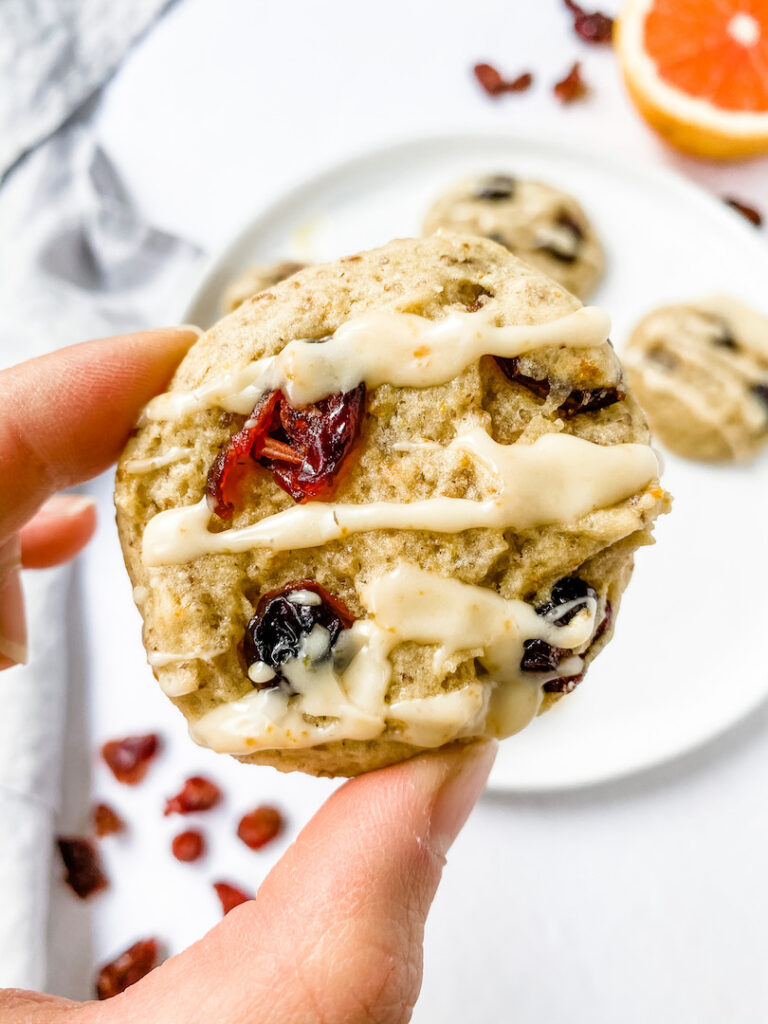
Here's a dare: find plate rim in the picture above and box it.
[181,127,768,324]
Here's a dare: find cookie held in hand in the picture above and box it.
[115,234,666,777]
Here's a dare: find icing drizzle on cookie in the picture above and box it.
[142,305,610,420]
[188,564,596,753]
[141,429,658,565]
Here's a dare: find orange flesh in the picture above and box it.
[644,0,768,111]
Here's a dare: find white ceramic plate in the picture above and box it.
[183,132,768,791]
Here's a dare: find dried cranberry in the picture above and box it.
[563,0,614,43]
[237,806,284,850]
[699,314,737,350]
[553,61,588,104]
[164,776,222,816]
[474,174,517,201]
[536,212,584,264]
[101,734,160,785]
[542,672,584,695]
[520,639,569,673]
[93,802,125,838]
[558,385,625,417]
[214,881,253,915]
[172,829,205,862]
[58,838,108,899]
[752,382,768,412]
[473,64,533,97]
[243,580,354,688]
[495,357,624,418]
[96,938,160,1000]
[724,197,763,228]
[207,384,365,517]
[543,600,612,693]
[537,577,597,626]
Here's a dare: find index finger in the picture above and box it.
[0,327,198,541]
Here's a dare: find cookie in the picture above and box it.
[624,296,768,461]
[423,174,604,299]
[115,234,666,778]
[222,260,307,313]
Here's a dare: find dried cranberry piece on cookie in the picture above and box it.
[496,357,624,418]
[243,581,354,689]
[207,385,365,517]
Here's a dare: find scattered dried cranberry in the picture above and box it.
[164,776,222,816]
[474,174,517,201]
[496,357,624,418]
[214,881,253,915]
[58,838,108,899]
[520,639,569,673]
[563,0,613,43]
[537,577,597,626]
[243,580,354,688]
[553,61,588,104]
[172,829,205,862]
[237,806,284,850]
[724,196,763,228]
[101,734,160,785]
[96,938,160,1000]
[93,803,125,838]
[207,384,365,517]
[474,63,533,97]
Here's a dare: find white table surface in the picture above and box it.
[48,0,768,1019]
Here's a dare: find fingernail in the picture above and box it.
[177,324,204,338]
[36,494,97,519]
[0,535,27,667]
[428,739,497,858]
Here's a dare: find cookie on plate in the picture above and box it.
[423,173,605,300]
[222,260,307,313]
[624,296,768,461]
[115,234,666,777]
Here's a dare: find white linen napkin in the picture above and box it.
[0,119,203,989]
[0,570,71,991]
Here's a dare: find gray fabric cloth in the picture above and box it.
[0,121,204,367]
[0,4,205,987]
[0,0,172,178]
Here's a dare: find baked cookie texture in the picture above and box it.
[423,174,604,300]
[222,260,307,313]
[115,234,666,777]
[625,296,768,461]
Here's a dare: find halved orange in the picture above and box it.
[616,0,768,159]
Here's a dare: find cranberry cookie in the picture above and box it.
[423,174,604,300]
[115,234,666,777]
[625,296,768,461]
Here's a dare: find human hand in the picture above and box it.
[0,330,496,1023]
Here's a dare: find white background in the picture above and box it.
[49,0,768,1020]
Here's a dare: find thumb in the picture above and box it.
[107,740,496,1024]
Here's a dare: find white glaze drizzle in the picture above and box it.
[123,446,190,474]
[142,429,658,566]
[148,648,227,668]
[188,564,597,754]
[142,305,610,421]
